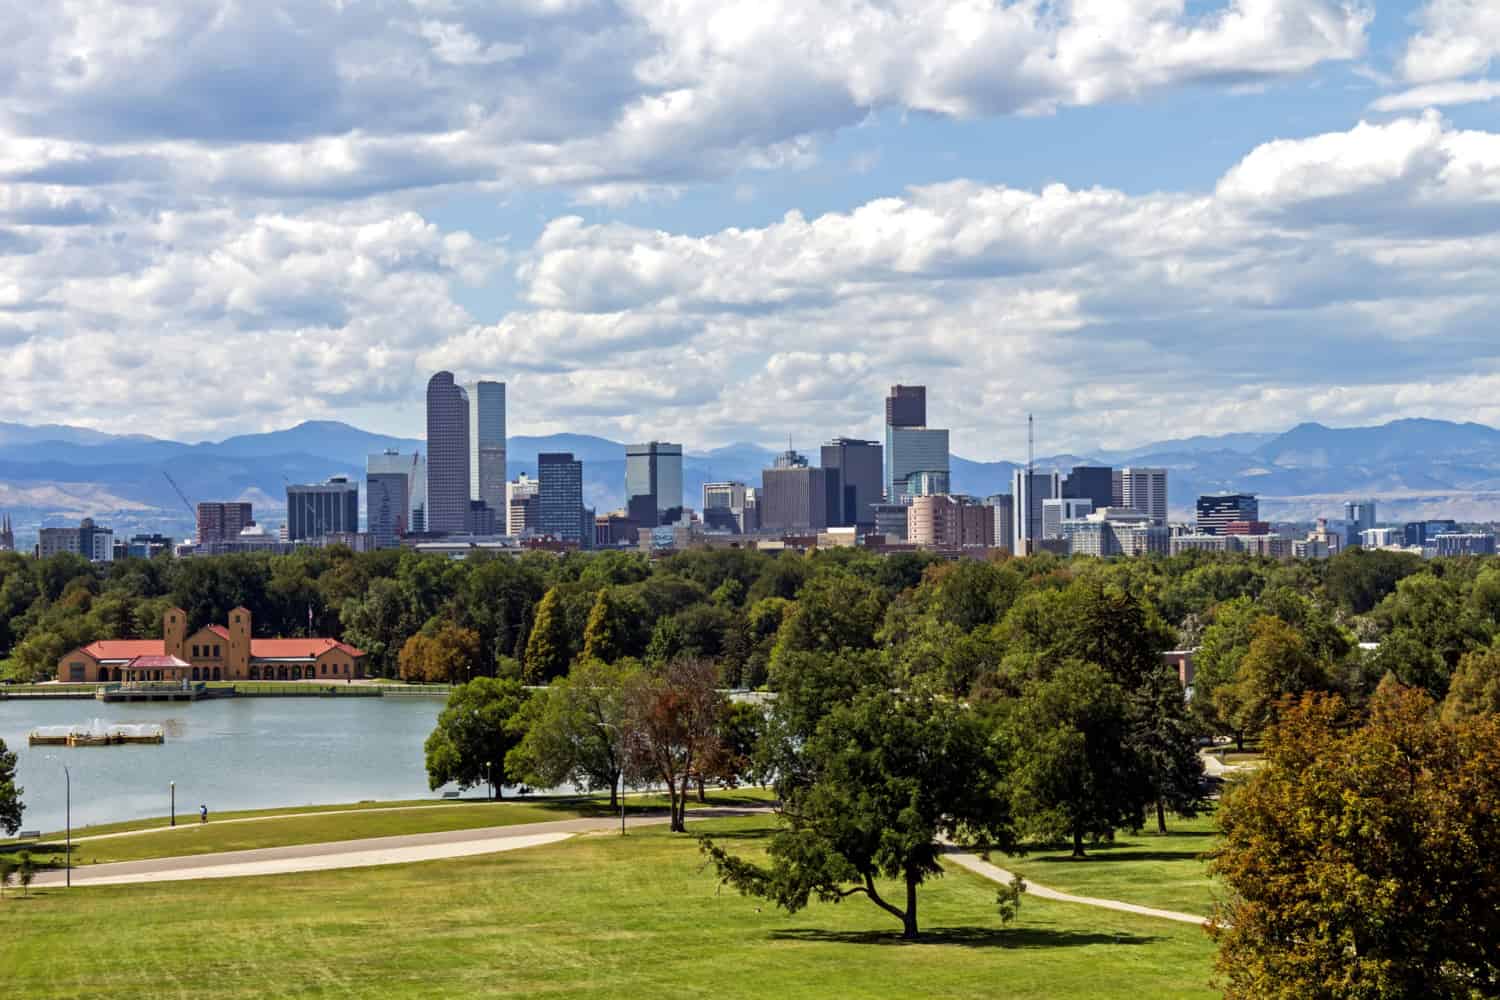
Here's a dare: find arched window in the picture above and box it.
[212,667,220,681]
[249,666,260,680]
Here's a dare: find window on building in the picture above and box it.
[69,664,85,682]
[192,644,200,658]
[213,644,221,657]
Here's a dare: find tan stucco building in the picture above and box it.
[58,607,365,683]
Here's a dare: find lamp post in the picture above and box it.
[170,781,175,827]
[45,756,70,888]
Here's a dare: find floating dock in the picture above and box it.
[96,682,209,703]
[28,723,165,747]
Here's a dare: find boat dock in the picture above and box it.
[96,681,211,703]
[29,722,165,747]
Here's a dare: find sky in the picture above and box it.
[6,0,1500,460]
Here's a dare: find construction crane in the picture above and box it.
[163,472,195,518]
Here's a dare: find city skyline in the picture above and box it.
[6,4,1500,460]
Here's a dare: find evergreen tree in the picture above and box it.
[523,587,572,683]
[581,588,625,663]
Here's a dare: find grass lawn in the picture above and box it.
[0,816,1217,999]
[997,813,1221,916]
[2,790,774,868]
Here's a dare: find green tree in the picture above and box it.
[1441,645,1500,723]
[769,573,887,668]
[523,587,572,683]
[1211,686,1500,999]
[701,688,1015,939]
[0,737,21,836]
[1214,616,1331,740]
[16,851,33,897]
[0,856,13,898]
[581,588,627,663]
[1133,666,1207,833]
[424,677,528,798]
[507,657,637,807]
[1007,660,1149,857]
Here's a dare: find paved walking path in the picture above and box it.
[32,808,758,888]
[943,850,1211,926]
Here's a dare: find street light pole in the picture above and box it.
[170,781,175,827]
[63,764,70,888]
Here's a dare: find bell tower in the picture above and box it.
[228,606,252,678]
[164,607,187,659]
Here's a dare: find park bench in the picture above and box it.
[441,791,460,799]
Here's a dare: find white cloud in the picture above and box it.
[1399,0,1500,84]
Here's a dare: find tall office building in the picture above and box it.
[1116,468,1169,525]
[703,481,758,534]
[196,502,254,544]
[820,438,882,527]
[1013,469,1061,554]
[762,449,840,533]
[537,452,587,544]
[625,441,684,525]
[1196,493,1259,535]
[1042,497,1094,539]
[1062,467,1113,511]
[469,381,506,516]
[286,477,360,541]
[425,371,470,535]
[883,384,949,504]
[907,495,995,549]
[0,513,12,553]
[366,450,417,548]
[507,474,540,537]
[985,494,1014,552]
[1344,499,1377,549]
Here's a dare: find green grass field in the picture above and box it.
[2,791,774,867]
[998,813,1221,916]
[0,816,1217,999]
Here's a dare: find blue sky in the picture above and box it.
[7,1,1500,460]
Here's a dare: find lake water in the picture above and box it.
[1,696,457,834]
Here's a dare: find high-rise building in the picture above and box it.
[625,441,684,526]
[537,452,587,544]
[985,494,1014,552]
[1013,469,1060,554]
[1115,467,1168,525]
[761,450,840,533]
[0,513,11,553]
[1344,499,1377,549]
[470,381,506,516]
[425,371,470,535]
[286,477,360,541]
[1042,497,1094,539]
[1435,533,1497,557]
[885,384,926,428]
[126,533,174,559]
[907,495,995,549]
[821,438,883,527]
[1196,493,1258,535]
[195,502,254,544]
[507,474,540,537]
[703,481,758,534]
[38,519,113,562]
[883,384,949,505]
[366,450,416,548]
[1403,519,1458,547]
[1062,466,1113,511]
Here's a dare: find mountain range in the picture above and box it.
[3,417,1500,544]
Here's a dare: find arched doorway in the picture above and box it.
[212,667,221,681]
[277,666,288,681]
[249,666,260,680]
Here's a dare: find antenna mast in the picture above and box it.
[1026,413,1034,555]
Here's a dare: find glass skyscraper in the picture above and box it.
[425,371,470,534]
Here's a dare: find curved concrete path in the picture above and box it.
[33,808,759,888]
[943,850,1210,926]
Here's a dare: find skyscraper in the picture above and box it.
[426,371,470,535]
[1042,497,1094,539]
[507,474,540,537]
[884,385,949,505]
[1197,493,1258,535]
[1013,469,1060,554]
[761,449,841,533]
[1062,466,1113,511]
[820,438,883,527]
[1116,467,1169,525]
[985,493,1014,551]
[537,452,587,544]
[195,502,254,544]
[0,513,12,553]
[366,450,416,549]
[470,381,507,517]
[625,441,684,526]
[286,477,360,541]
[1344,499,1377,549]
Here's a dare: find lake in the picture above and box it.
[1,696,457,834]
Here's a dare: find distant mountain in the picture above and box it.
[5,416,1500,544]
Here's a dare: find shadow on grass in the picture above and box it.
[769,926,1160,949]
[1029,850,1205,865]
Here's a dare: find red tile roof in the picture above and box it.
[206,625,231,639]
[249,638,365,660]
[125,655,191,668]
[79,640,167,661]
